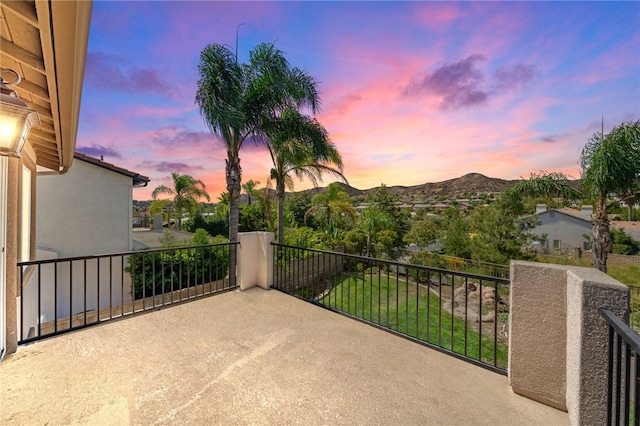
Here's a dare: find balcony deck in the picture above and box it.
[1,288,568,425]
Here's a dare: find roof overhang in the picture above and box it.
[1,0,92,172]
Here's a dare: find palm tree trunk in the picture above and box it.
[227,148,241,287]
[592,199,612,273]
[276,180,285,243]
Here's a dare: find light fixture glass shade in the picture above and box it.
[0,90,40,157]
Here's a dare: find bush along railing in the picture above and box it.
[601,309,639,426]
[17,242,237,344]
[272,243,510,374]
[408,250,510,279]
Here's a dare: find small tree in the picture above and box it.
[152,172,210,230]
[580,119,640,272]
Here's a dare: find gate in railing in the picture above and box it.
[272,243,510,374]
[601,309,640,425]
[17,243,237,344]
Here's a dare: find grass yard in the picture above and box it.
[318,272,509,370]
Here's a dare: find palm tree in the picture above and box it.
[268,108,346,242]
[196,42,320,283]
[580,119,640,272]
[305,183,356,232]
[151,172,211,231]
[242,179,260,206]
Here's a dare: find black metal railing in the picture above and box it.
[406,250,510,279]
[601,309,640,426]
[272,243,510,374]
[17,243,237,344]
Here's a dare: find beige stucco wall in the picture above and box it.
[565,268,629,425]
[238,232,274,291]
[36,159,134,257]
[509,260,630,425]
[508,261,568,410]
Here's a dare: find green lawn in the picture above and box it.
[317,272,509,370]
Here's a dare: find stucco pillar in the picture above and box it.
[509,260,630,425]
[237,232,274,291]
[5,158,20,355]
[508,261,568,410]
[565,267,628,425]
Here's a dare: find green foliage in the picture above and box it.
[284,190,313,228]
[127,230,230,300]
[404,216,440,248]
[239,202,267,232]
[184,212,228,238]
[442,217,471,259]
[306,183,356,230]
[466,202,540,265]
[611,227,640,255]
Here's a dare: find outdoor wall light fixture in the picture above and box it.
[0,68,40,158]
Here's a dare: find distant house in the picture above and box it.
[610,220,640,242]
[531,205,593,252]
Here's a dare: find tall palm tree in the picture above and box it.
[196,42,320,283]
[268,108,346,242]
[580,119,640,272]
[152,172,211,230]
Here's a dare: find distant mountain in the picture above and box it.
[135,173,581,203]
[326,173,520,199]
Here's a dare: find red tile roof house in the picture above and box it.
[0,1,635,425]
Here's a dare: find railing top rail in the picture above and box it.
[17,242,239,267]
[272,242,510,284]
[601,309,640,352]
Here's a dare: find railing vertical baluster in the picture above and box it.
[37,264,41,338]
[405,268,409,335]
[464,276,468,357]
[438,272,442,347]
[624,342,631,426]
[368,263,372,322]
[395,266,399,332]
[634,351,639,426]
[83,259,87,325]
[97,258,100,321]
[478,279,483,361]
[69,260,73,328]
[415,271,419,339]
[20,265,23,341]
[120,255,124,317]
[615,330,623,423]
[494,279,498,367]
[109,256,113,319]
[378,266,382,326]
[54,262,58,333]
[450,274,454,352]
[426,268,431,343]
[607,325,614,425]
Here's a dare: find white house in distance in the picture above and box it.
[532,205,593,252]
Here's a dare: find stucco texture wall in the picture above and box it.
[36,159,133,257]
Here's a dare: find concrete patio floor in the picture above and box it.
[1,288,569,425]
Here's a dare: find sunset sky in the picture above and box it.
[76,1,640,200]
